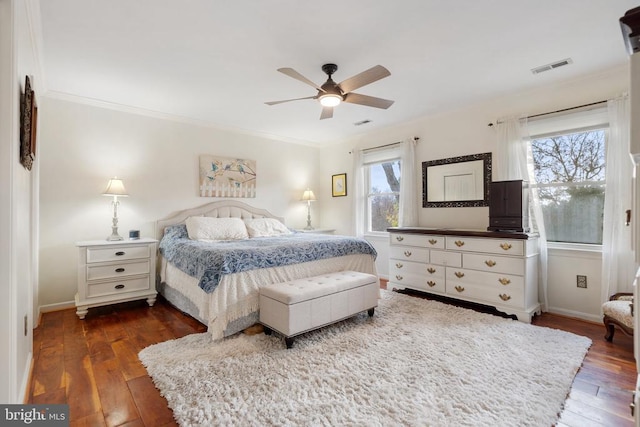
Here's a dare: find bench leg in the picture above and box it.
[368,307,375,317]
[285,337,295,349]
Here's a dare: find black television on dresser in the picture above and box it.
[487,180,530,232]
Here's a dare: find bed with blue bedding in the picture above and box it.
[155,201,378,340]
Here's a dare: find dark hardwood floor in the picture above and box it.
[29,286,636,427]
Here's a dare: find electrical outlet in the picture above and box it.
[577,275,587,288]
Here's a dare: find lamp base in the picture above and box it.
[107,234,124,241]
[304,225,315,230]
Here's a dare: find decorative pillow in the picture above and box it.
[185,216,249,241]
[244,218,292,238]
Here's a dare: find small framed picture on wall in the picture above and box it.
[332,173,347,197]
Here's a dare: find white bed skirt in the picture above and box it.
[159,254,378,340]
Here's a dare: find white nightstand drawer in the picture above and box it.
[87,260,150,281]
[87,245,151,263]
[87,276,151,298]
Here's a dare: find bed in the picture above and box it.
[155,200,378,340]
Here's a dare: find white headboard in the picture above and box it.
[155,200,285,240]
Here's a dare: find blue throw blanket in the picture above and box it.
[159,224,377,293]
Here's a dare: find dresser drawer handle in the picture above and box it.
[485,260,497,267]
[404,251,412,257]
[498,278,511,285]
[115,284,125,289]
[455,285,465,293]
[427,281,436,287]
[427,267,436,274]
[428,239,437,245]
[395,262,403,268]
[395,275,403,281]
[499,293,511,301]
[395,235,404,242]
[115,251,126,256]
[454,271,465,278]
[454,240,465,247]
[500,243,512,251]
[115,267,126,273]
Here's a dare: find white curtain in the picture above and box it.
[495,117,549,311]
[601,96,634,301]
[399,138,419,226]
[352,148,366,237]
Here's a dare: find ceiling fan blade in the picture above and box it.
[320,106,333,120]
[277,68,325,92]
[265,95,317,106]
[338,65,391,94]
[343,92,394,109]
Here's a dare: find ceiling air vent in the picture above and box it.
[531,58,573,75]
[354,119,372,126]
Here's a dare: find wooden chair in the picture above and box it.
[602,292,634,342]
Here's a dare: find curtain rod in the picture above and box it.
[351,136,420,154]
[487,100,608,127]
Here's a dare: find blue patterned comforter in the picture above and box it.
[159,224,377,293]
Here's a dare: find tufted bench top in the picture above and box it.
[260,271,378,305]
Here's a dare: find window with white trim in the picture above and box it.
[363,146,402,233]
[529,107,608,244]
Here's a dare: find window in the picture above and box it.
[529,108,608,244]
[366,160,401,232]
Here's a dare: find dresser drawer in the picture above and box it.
[390,259,426,276]
[446,268,524,291]
[87,276,151,298]
[430,250,462,267]
[424,263,445,279]
[445,236,524,256]
[86,260,150,281]
[445,279,524,308]
[389,246,429,263]
[390,233,444,249]
[462,253,524,275]
[390,274,445,293]
[87,245,151,263]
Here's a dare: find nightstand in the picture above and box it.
[295,228,336,235]
[75,238,158,319]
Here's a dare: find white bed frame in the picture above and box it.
[155,200,285,240]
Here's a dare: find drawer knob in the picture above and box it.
[498,278,511,285]
[454,240,465,247]
[427,281,436,287]
[500,243,512,251]
[454,285,465,293]
[499,293,511,302]
[115,284,125,289]
[115,251,126,256]
[454,271,465,278]
[404,251,412,257]
[395,235,404,242]
[395,262,403,268]
[395,275,403,281]
[115,267,126,273]
[427,267,436,274]
[485,260,497,267]
[428,239,437,245]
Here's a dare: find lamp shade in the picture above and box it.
[301,189,316,201]
[103,177,129,197]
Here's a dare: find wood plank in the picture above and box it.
[31,344,65,396]
[65,354,102,421]
[69,411,106,427]
[127,376,176,427]
[111,339,148,382]
[92,357,140,427]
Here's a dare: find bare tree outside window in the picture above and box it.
[367,160,401,232]
[531,129,606,244]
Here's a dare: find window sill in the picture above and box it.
[546,241,602,252]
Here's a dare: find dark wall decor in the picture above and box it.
[20,75,36,171]
[422,152,492,208]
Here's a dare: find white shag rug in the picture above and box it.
[139,290,591,427]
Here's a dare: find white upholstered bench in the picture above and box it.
[259,271,379,348]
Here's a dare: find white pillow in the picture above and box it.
[244,218,292,238]
[185,216,249,241]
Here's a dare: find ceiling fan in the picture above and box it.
[265,63,394,120]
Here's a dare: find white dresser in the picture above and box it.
[388,228,540,322]
[75,238,158,319]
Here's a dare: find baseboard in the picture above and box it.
[39,300,75,313]
[547,306,601,324]
[20,352,32,404]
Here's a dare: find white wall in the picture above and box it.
[320,65,629,322]
[0,0,38,403]
[38,97,321,308]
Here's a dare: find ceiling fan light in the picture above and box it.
[319,94,342,107]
